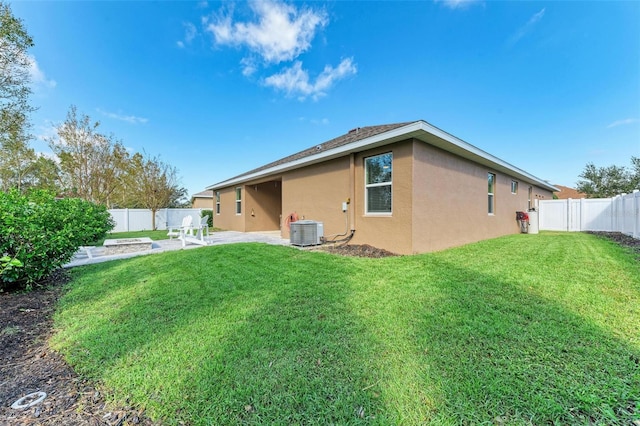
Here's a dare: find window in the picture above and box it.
[365,153,392,214]
[215,191,220,215]
[235,187,242,215]
[511,180,518,194]
[488,173,496,214]
[528,186,533,210]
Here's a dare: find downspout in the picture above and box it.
[349,153,356,231]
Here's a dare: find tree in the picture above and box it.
[0,1,35,149]
[48,106,129,206]
[0,132,35,191]
[125,152,187,229]
[576,157,640,198]
[0,131,60,192]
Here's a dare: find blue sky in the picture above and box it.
[11,0,640,197]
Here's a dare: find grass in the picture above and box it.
[51,232,640,425]
[90,228,223,246]
[89,230,172,246]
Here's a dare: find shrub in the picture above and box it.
[0,190,114,290]
[201,209,213,227]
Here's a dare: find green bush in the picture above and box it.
[201,209,213,227]
[0,190,114,289]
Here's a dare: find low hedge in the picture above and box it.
[0,190,114,289]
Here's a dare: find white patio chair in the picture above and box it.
[197,215,210,238]
[167,215,193,240]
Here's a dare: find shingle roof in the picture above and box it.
[191,190,213,199]
[214,122,415,186]
[206,120,558,193]
[553,185,585,199]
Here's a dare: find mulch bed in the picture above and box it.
[316,243,398,258]
[0,234,635,424]
[0,271,154,426]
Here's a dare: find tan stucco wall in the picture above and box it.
[281,157,351,239]
[244,181,282,232]
[214,187,246,231]
[411,140,552,253]
[191,197,213,210]
[351,140,414,254]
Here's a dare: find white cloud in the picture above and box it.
[97,108,148,125]
[177,22,197,48]
[264,58,357,100]
[206,0,327,64]
[507,8,546,47]
[607,118,640,128]
[436,0,483,10]
[241,57,258,77]
[28,55,56,89]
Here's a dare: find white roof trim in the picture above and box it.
[207,121,558,192]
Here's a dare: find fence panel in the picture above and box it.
[539,191,639,238]
[108,210,128,232]
[582,198,613,231]
[165,209,202,229]
[539,200,568,231]
[108,208,203,232]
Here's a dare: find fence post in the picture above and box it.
[125,208,130,232]
[621,194,627,236]
[611,196,616,232]
[634,190,639,239]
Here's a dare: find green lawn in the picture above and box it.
[89,230,172,246]
[51,232,640,425]
[91,228,223,246]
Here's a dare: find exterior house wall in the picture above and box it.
[281,157,351,239]
[191,197,213,209]
[351,140,414,254]
[215,187,246,231]
[411,141,552,253]
[244,181,282,232]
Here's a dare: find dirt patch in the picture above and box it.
[317,243,398,258]
[0,272,155,426]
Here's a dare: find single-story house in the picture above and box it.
[206,120,558,255]
[191,190,214,209]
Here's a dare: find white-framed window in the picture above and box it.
[235,187,242,215]
[511,180,518,194]
[215,191,220,215]
[528,186,533,210]
[365,152,392,214]
[488,173,496,215]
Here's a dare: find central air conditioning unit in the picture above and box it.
[290,220,324,246]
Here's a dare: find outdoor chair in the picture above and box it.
[167,215,193,240]
[197,215,210,237]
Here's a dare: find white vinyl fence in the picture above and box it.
[539,191,640,238]
[108,208,205,232]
